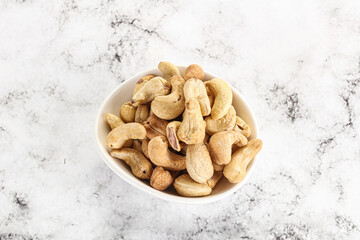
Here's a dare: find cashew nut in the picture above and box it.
[151,75,185,120]
[105,113,124,129]
[178,98,206,144]
[134,104,149,124]
[158,61,180,81]
[143,122,164,139]
[132,139,143,152]
[132,77,171,105]
[184,64,204,81]
[120,102,136,123]
[205,106,236,135]
[223,139,263,183]
[133,75,155,96]
[148,136,186,171]
[183,79,211,116]
[233,116,251,138]
[206,171,223,188]
[209,131,248,165]
[106,123,146,149]
[205,78,232,120]
[110,148,153,179]
[174,174,212,197]
[142,114,168,139]
[150,167,174,191]
[166,121,182,151]
[141,138,150,159]
[186,143,214,183]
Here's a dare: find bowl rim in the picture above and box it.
[94,66,260,204]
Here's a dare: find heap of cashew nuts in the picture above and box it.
[105,62,263,197]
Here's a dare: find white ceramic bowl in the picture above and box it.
[95,66,259,204]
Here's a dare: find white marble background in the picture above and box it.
[1,0,360,239]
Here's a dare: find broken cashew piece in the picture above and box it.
[151,75,185,120]
[209,130,248,165]
[105,113,124,129]
[205,78,233,119]
[223,139,263,183]
[158,61,180,81]
[148,136,186,171]
[106,123,146,149]
[132,77,171,105]
[133,75,155,96]
[135,104,149,124]
[205,106,236,135]
[178,98,206,144]
[166,121,182,151]
[120,102,136,123]
[206,171,223,188]
[233,116,251,138]
[184,64,204,81]
[183,78,211,116]
[150,167,174,191]
[111,148,153,179]
[174,174,212,197]
[186,143,214,183]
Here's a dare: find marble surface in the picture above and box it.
[1,0,360,239]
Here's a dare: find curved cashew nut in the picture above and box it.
[132,77,171,105]
[106,123,146,149]
[148,136,186,171]
[105,113,124,129]
[233,116,251,138]
[183,79,211,116]
[110,148,153,179]
[120,102,136,123]
[150,167,174,191]
[133,75,155,96]
[166,121,182,151]
[205,78,232,119]
[205,106,236,135]
[151,75,185,120]
[174,174,212,197]
[223,139,263,183]
[184,64,204,81]
[141,138,150,159]
[178,98,206,144]
[209,131,248,165]
[135,104,149,124]
[206,171,223,188]
[158,61,180,81]
[186,143,214,183]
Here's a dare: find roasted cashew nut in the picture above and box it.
[223,139,263,183]
[206,171,223,188]
[148,136,186,171]
[186,143,214,183]
[183,78,211,116]
[174,174,212,197]
[106,123,146,149]
[178,98,206,144]
[105,113,124,129]
[205,106,236,135]
[120,102,136,123]
[111,148,153,179]
[150,167,174,191]
[209,130,248,165]
[151,75,185,120]
[166,121,182,151]
[132,77,171,105]
[233,116,251,138]
[184,64,204,81]
[133,75,155,96]
[205,78,233,120]
[158,61,180,81]
[135,104,149,124]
